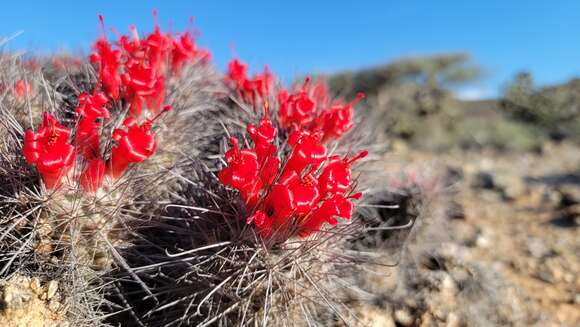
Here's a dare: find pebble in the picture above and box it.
[526,238,552,259]
[394,308,414,326]
[446,312,460,327]
[47,280,58,300]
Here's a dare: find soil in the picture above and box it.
[353,140,580,326]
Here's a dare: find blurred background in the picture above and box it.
[1,1,578,325]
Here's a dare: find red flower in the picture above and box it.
[249,172,320,238]
[317,150,368,195]
[247,116,277,161]
[246,210,272,238]
[299,193,360,237]
[312,79,329,106]
[196,48,212,64]
[119,26,142,57]
[218,137,262,205]
[76,92,110,119]
[281,171,320,216]
[23,113,76,189]
[14,80,31,98]
[252,68,274,98]
[90,17,123,100]
[227,59,247,87]
[259,155,280,189]
[145,26,172,73]
[278,79,317,129]
[226,59,275,105]
[108,116,159,179]
[121,61,165,115]
[316,92,364,141]
[257,184,295,237]
[171,32,201,74]
[74,92,109,159]
[75,118,102,160]
[80,158,105,193]
[218,104,366,239]
[283,130,327,174]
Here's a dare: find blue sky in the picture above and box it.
[1,1,580,99]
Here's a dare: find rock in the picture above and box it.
[446,313,461,327]
[420,312,437,327]
[557,186,580,208]
[356,306,395,327]
[0,275,67,327]
[441,274,459,296]
[394,308,414,326]
[46,281,58,300]
[444,166,464,187]
[392,139,410,153]
[453,222,479,246]
[526,238,553,259]
[471,171,495,190]
[499,175,528,201]
[476,230,492,248]
[550,210,579,228]
[447,200,465,219]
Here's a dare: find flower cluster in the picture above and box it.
[221,59,368,239]
[219,107,367,239]
[226,59,364,142]
[226,58,273,106]
[22,16,203,191]
[91,15,209,116]
[278,78,365,142]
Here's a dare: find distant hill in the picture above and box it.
[459,99,500,118]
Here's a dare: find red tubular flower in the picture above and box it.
[146,74,165,114]
[76,118,101,159]
[316,92,364,141]
[299,193,360,237]
[122,62,165,115]
[90,17,122,99]
[247,116,277,161]
[76,92,110,119]
[278,79,317,129]
[282,172,320,216]
[317,150,368,195]
[252,67,274,99]
[80,158,105,193]
[196,48,212,64]
[146,26,172,73]
[23,113,76,189]
[283,130,327,174]
[118,28,144,61]
[171,32,199,75]
[226,59,275,105]
[258,183,295,236]
[218,137,262,205]
[14,80,31,98]
[246,210,272,238]
[74,92,109,159]
[259,155,280,189]
[218,69,368,239]
[108,117,158,179]
[312,79,329,106]
[248,116,280,189]
[227,59,247,88]
[248,172,320,238]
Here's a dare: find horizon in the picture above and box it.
[1,1,580,100]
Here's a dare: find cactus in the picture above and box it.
[0,14,420,327]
